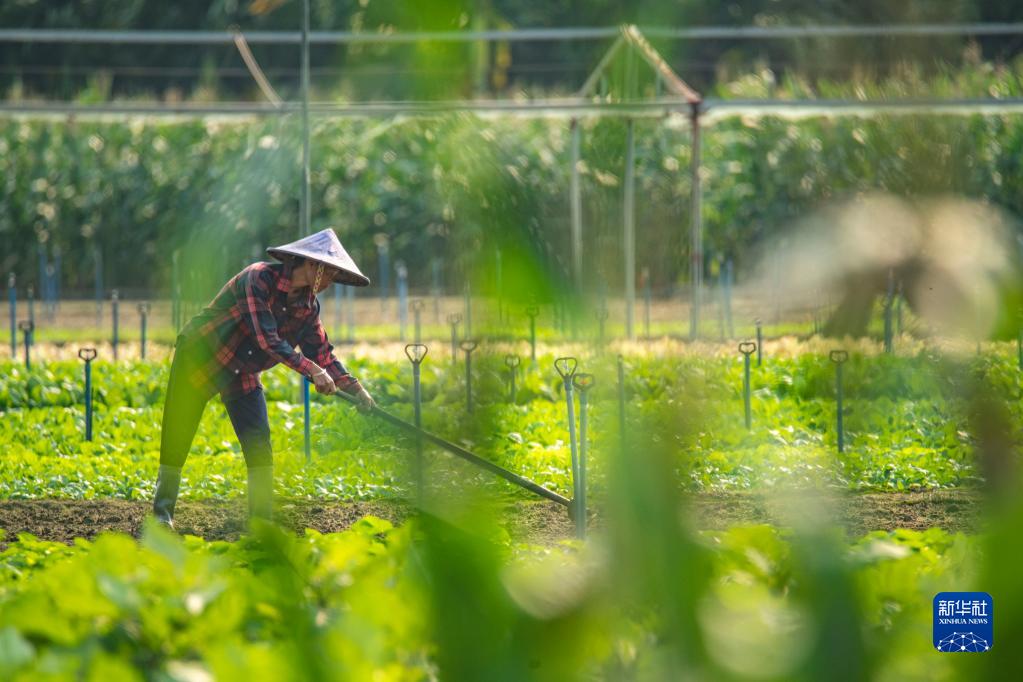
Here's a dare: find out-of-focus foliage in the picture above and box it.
[0,519,982,680]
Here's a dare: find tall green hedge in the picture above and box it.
[1,108,1020,297]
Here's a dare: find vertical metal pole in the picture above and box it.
[412,300,423,344]
[555,357,579,528]
[300,0,311,238]
[831,351,848,453]
[461,341,477,414]
[623,118,636,340]
[464,281,472,339]
[111,290,119,361]
[412,359,423,498]
[431,257,441,324]
[19,322,32,370]
[756,319,763,366]
[570,118,583,291]
[85,360,92,440]
[94,246,103,329]
[7,273,15,357]
[79,349,97,441]
[575,380,591,540]
[404,344,428,504]
[743,351,751,430]
[397,262,408,341]
[27,285,34,330]
[346,285,355,342]
[138,303,150,360]
[303,376,311,463]
[689,103,703,340]
[505,355,519,403]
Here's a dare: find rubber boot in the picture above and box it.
[247,465,274,524]
[152,465,181,530]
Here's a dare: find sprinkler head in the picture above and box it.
[137,302,151,315]
[459,339,478,353]
[830,349,849,364]
[554,356,578,379]
[505,354,520,369]
[572,372,596,393]
[738,341,757,356]
[411,299,424,312]
[78,347,98,362]
[447,312,462,325]
[525,305,539,318]
[404,343,428,364]
[17,320,34,333]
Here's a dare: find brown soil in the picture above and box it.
[0,490,984,549]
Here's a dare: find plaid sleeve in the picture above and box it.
[299,303,362,395]
[240,266,317,377]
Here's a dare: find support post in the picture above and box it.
[570,118,583,291]
[689,103,703,340]
[623,118,636,339]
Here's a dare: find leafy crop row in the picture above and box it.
[3,346,1017,499]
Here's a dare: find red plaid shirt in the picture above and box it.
[177,261,361,398]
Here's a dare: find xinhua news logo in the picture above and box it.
[933,592,993,652]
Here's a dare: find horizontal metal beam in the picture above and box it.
[0,23,1021,46]
[4,96,1023,120]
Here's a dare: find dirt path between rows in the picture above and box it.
[0,490,986,549]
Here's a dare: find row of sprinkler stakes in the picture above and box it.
[8,288,153,362]
[398,342,599,538]
[737,340,850,453]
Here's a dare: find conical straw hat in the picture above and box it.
[267,228,370,286]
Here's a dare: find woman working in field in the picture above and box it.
[152,228,375,529]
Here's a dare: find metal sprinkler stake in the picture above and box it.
[554,356,580,523]
[447,313,462,364]
[302,375,312,463]
[411,299,424,344]
[78,348,97,441]
[405,343,429,502]
[18,320,33,370]
[572,372,595,540]
[738,341,756,430]
[8,273,16,357]
[460,339,478,414]
[505,354,520,403]
[755,318,763,366]
[830,350,849,453]
[525,304,539,365]
[111,289,120,361]
[27,285,34,329]
[137,302,151,360]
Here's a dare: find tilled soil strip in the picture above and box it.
[0,490,985,549]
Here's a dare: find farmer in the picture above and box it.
[152,228,375,529]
